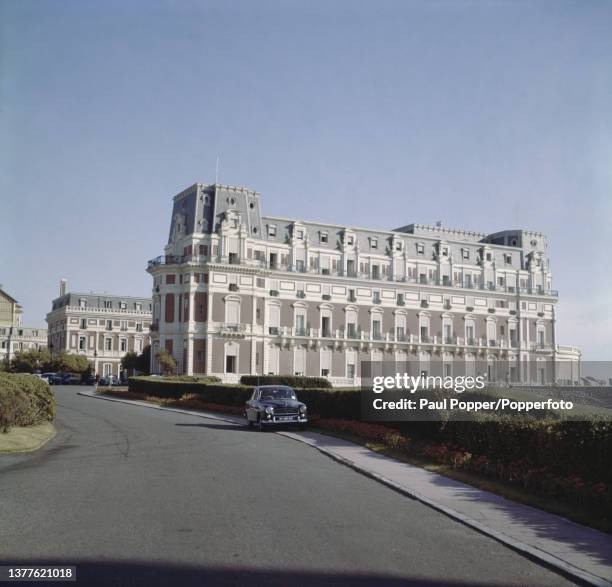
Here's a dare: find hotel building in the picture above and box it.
[147,183,580,385]
[0,286,47,363]
[46,280,152,377]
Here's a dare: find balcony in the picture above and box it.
[219,323,248,338]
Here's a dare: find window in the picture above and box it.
[295,314,306,335]
[296,229,304,239]
[166,274,176,285]
[442,247,448,256]
[120,321,128,332]
[136,323,143,332]
[486,253,492,261]
[135,303,142,311]
[79,298,87,308]
[416,243,424,255]
[395,241,402,251]
[120,301,127,310]
[225,355,236,373]
[106,320,113,331]
[80,318,87,329]
[462,249,469,260]
[504,254,512,264]
[104,300,112,309]
[268,225,277,237]
[79,336,86,351]
[104,338,112,351]
[347,235,354,245]
[120,338,127,352]
[320,231,328,244]
[371,238,378,249]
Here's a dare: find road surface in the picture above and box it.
[0,386,577,586]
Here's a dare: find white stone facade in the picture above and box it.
[147,183,581,385]
[45,285,152,377]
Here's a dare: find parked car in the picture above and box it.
[98,377,111,387]
[82,374,96,386]
[245,385,307,430]
[60,373,82,385]
[41,372,62,385]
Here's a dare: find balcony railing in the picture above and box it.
[147,254,559,296]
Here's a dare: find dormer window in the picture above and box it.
[347,235,354,245]
[296,229,304,240]
[462,249,469,260]
[371,238,378,250]
[268,225,277,238]
[320,231,328,244]
[486,253,492,261]
[395,241,402,251]
[416,243,424,255]
[504,254,512,264]
[79,298,87,308]
[442,247,448,257]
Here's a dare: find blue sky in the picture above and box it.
[1,0,611,359]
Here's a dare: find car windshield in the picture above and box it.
[259,388,297,400]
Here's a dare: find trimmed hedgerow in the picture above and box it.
[0,373,56,432]
[128,376,253,404]
[127,376,612,510]
[239,375,332,389]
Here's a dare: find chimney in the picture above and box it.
[60,278,67,297]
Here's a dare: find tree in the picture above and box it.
[121,345,151,375]
[134,344,151,375]
[53,351,91,374]
[121,352,138,372]
[10,349,52,373]
[155,349,176,375]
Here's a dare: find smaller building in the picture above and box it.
[46,280,152,377]
[0,286,47,363]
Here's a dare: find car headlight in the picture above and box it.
[264,406,274,414]
[299,405,307,414]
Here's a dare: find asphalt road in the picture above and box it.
[0,386,578,586]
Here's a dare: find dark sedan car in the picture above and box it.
[245,385,307,430]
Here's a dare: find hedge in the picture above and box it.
[128,377,611,490]
[0,373,56,432]
[129,377,253,405]
[239,375,332,389]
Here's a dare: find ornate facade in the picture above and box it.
[147,183,581,385]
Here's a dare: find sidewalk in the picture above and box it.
[79,389,612,586]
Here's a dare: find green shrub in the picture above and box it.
[0,373,56,432]
[239,375,332,388]
[126,376,612,488]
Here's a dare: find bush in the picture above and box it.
[128,376,247,403]
[0,373,56,432]
[239,375,332,389]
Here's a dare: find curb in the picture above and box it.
[78,390,611,587]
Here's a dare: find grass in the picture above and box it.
[97,388,611,534]
[0,422,56,453]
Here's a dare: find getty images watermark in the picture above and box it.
[360,361,612,422]
[371,373,574,414]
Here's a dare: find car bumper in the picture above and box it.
[261,415,308,425]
